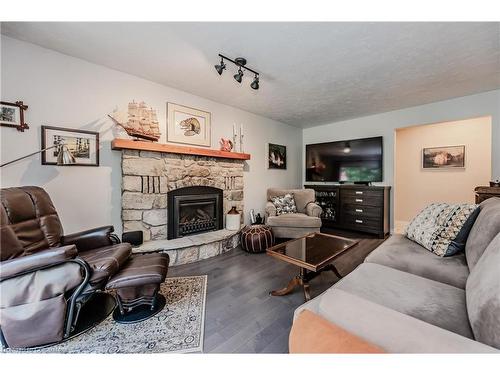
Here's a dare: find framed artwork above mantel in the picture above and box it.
[167,103,211,147]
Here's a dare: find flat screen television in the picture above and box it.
[306,136,383,183]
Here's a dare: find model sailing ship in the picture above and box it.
[108,101,161,142]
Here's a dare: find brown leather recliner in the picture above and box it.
[0,186,132,348]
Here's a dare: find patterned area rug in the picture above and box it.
[7,275,207,354]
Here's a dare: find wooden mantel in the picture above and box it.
[111,138,251,160]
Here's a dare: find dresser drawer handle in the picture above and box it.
[355,209,363,213]
[355,191,363,195]
[355,219,363,224]
[355,199,363,203]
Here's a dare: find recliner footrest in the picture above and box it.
[105,253,169,323]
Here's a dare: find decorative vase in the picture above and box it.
[226,206,241,231]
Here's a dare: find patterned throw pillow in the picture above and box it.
[271,193,297,216]
[405,203,480,257]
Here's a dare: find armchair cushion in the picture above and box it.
[306,202,322,218]
[79,243,132,285]
[0,245,78,281]
[267,213,321,228]
[61,225,114,252]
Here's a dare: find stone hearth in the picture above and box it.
[133,228,240,266]
[119,148,244,264]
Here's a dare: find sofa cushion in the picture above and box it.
[293,289,497,353]
[405,203,479,257]
[289,309,385,353]
[365,234,469,289]
[466,232,500,349]
[270,193,297,216]
[334,263,473,338]
[465,197,500,270]
[267,188,315,213]
[266,213,321,228]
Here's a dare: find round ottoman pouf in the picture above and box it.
[240,225,275,253]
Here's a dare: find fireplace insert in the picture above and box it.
[167,186,223,239]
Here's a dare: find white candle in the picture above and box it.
[233,123,238,152]
[240,123,244,153]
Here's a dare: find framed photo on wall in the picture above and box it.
[422,145,465,169]
[0,101,29,131]
[268,143,287,170]
[41,126,100,166]
[167,103,211,147]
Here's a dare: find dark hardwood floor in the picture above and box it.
[168,230,385,353]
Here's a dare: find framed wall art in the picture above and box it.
[41,126,100,166]
[0,101,29,132]
[167,103,211,147]
[422,145,465,169]
[268,143,287,170]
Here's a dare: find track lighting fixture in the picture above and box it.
[343,142,351,153]
[233,67,244,83]
[214,54,260,90]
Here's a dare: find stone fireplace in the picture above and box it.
[167,186,223,239]
[120,148,244,243]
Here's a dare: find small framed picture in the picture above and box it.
[41,126,100,166]
[167,103,211,147]
[422,145,465,169]
[268,143,287,170]
[0,101,29,132]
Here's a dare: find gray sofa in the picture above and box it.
[293,197,500,353]
[265,188,322,238]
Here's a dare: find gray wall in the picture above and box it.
[1,36,303,234]
[303,89,500,230]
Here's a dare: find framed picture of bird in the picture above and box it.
[167,102,211,147]
[268,143,287,170]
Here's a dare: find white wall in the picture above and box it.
[303,90,500,229]
[0,36,302,234]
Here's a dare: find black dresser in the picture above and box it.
[305,185,391,238]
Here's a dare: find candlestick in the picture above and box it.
[232,123,238,152]
[240,123,244,153]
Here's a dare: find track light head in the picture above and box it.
[234,68,243,83]
[214,59,226,75]
[250,75,259,90]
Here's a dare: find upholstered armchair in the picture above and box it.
[265,188,322,238]
[0,186,132,349]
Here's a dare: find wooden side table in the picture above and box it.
[475,186,500,203]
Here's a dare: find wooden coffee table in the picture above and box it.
[266,232,359,301]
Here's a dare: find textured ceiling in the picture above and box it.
[2,22,499,128]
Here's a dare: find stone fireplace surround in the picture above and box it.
[120,148,244,265]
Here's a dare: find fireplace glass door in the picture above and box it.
[168,186,223,239]
[177,198,217,236]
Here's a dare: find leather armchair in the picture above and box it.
[0,186,132,348]
[265,188,322,239]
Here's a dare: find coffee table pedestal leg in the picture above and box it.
[270,268,311,301]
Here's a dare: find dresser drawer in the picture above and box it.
[340,193,383,207]
[341,204,381,218]
[343,214,381,231]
